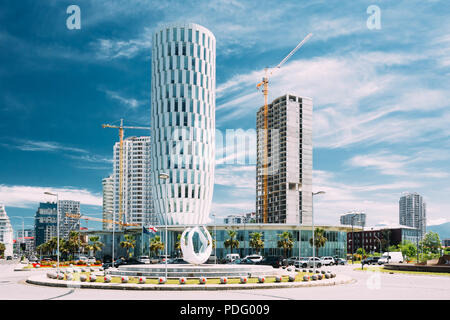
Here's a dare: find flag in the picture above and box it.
[143,225,158,234]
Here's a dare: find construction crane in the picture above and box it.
[256,33,313,223]
[65,213,140,227]
[102,119,150,229]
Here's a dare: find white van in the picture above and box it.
[378,252,403,264]
[225,254,240,263]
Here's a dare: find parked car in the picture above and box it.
[284,256,299,265]
[102,258,126,269]
[137,256,151,264]
[243,255,263,263]
[231,258,256,265]
[321,256,336,266]
[168,258,189,264]
[225,253,240,263]
[362,256,380,265]
[378,252,404,264]
[335,258,347,265]
[6,256,12,260]
[257,256,284,268]
[294,257,322,268]
[87,256,97,264]
[77,256,88,263]
[156,255,171,263]
[28,256,39,262]
[205,255,217,264]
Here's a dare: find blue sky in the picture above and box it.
[1,0,449,233]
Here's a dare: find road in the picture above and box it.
[0,260,449,300]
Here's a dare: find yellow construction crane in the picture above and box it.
[102,119,150,229]
[256,33,313,223]
[65,213,141,227]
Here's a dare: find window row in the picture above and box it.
[152,55,214,78]
[155,27,214,51]
[152,97,214,118]
[153,41,214,64]
[153,69,213,90]
[152,83,214,105]
[152,111,214,131]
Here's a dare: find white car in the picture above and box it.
[225,254,240,263]
[321,256,335,266]
[294,257,322,268]
[138,256,151,264]
[243,255,263,263]
[87,256,97,264]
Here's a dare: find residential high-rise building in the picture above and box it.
[113,136,154,227]
[399,192,426,238]
[340,210,366,227]
[256,94,313,225]
[102,174,114,230]
[58,200,80,239]
[0,204,14,257]
[34,202,57,247]
[151,23,216,225]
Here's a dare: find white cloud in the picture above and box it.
[103,89,143,109]
[0,185,102,209]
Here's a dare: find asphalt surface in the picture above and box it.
[1,259,449,300]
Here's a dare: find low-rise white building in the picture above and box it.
[0,204,14,257]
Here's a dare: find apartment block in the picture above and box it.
[256,94,313,225]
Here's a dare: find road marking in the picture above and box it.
[45,289,75,300]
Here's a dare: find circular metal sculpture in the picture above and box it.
[180,226,213,265]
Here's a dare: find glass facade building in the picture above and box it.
[86,224,350,260]
[151,23,216,226]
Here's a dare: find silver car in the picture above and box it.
[294,257,322,268]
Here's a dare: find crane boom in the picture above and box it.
[65,213,140,227]
[256,33,312,224]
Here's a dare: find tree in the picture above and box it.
[0,242,5,257]
[88,236,104,257]
[249,232,264,255]
[66,231,82,259]
[399,241,417,261]
[120,234,136,258]
[150,235,164,257]
[309,228,327,257]
[420,232,441,254]
[277,231,294,258]
[224,229,240,254]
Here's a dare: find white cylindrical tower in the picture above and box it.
[151,23,215,225]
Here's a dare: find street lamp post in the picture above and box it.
[44,192,59,275]
[212,213,217,264]
[159,173,170,279]
[312,191,325,273]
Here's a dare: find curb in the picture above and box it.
[26,274,354,291]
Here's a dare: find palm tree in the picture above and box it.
[150,235,165,257]
[120,234,136,258]
[249,232,264,255]
[224,229,240,254]
[309,228,328,257]
[174,234,182,258]
[277,231,294,258]
[66,231,82,260]
[0,242,5,257]
[88,236,104,257]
